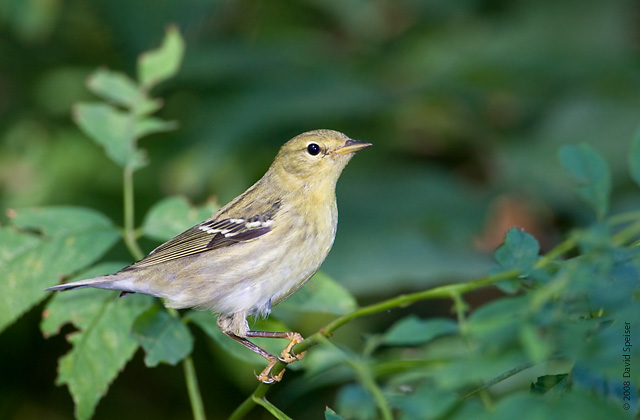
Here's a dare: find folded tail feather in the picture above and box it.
[45,274,133,294]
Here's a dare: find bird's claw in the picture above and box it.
[256,360,285,384]
[279,332,306,363]
[252,332,306,383]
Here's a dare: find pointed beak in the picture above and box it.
[333,139,372,155]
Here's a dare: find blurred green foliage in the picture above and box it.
[1,0,639,419]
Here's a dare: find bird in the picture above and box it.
[46,129,371,383]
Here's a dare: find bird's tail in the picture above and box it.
[45,274,130,293]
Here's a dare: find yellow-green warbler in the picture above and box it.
[46,129,371,383]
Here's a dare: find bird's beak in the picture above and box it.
[333,139,372,155]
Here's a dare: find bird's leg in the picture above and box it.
[221,330,306,384]
[245,330,307,363]
[222,332,283,383]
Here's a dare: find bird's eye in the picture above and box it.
[307,143,321,156]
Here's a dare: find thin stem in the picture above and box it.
[450,291,469,335]
[450,291,494,409]
[533,210,640,267]
[533,236,575,269]
[252,396,293,420]
[167,308,207,420]
[184,356,207,420]
[315,335,392,420]
[228,385,269,420]
[228,213,640,418]
[319,270,517,338]
[607,209,640,226]
[350,359,393,420]
[228,269,520,419]
[122,163,205,420]
[123,164,144,260]
[463,362,535,399]
[613,220,640,246]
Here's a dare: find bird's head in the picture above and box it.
[272,130,371,186]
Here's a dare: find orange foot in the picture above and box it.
[256,359,285,384]
[280,332,306,363]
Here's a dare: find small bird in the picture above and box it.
[46,129,371,383]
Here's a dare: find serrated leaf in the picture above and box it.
[559,144,611,219]
[137,25,185,89]
[494,228,540,271]
[73,102,147,169]
[629,128,640,188]
[142,196,219,242]
[132,305,193,367]
[42,262,154,420]
[274,271,357,316]
[41,262,128,336]
[0,207,120,333]
[383,316,458,346]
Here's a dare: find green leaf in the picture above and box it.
[488,389,629,419]
[41,262,154,420]
[0,225,39,263]
[137,25,185,90]
[383,316,458,346]
[135,116,178,138]
[274,271,358,316]
[0,207,120,333]
[530,374,569,395]
[142,196,219,241]
[390,386,458,420]
[519,323,552,364]
[73,102,147,169]
[41,262,127,336]
[335,383,377,420]
[629,128,640,188]
[559,144,611,219]
[493,228,540,293]
[446,400,485,420]
[467,295,528,348]
[494,228,540,271]
[325,407,346,420]
[131,305,193,367]
[301,344,347,377]
[87,68,158,114]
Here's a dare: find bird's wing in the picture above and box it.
[123,201,280,270]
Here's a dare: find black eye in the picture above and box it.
[307,143,321,156]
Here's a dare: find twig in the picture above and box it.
[228,269,519,419]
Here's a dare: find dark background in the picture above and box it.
[1,0,639,418]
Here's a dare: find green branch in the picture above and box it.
[227,207,640,419]
[123,164,144,261]
[227,269,519,419]
[319,270,516,338]
[125,166,206,420]
[183,356,207,420]
[252,396,292,420]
